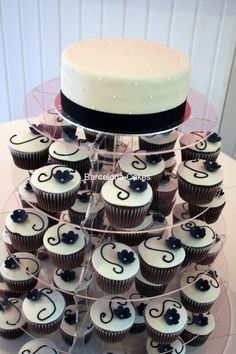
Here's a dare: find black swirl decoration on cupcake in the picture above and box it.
[29,124,44,135]
[129,178,148,193]
[146,154,162,165]
[151,338,185,354]
[77,192,90,203]
[47,223,80,246]
[4,255,40,275]
[186,271,219,289]
[38,165,76,183]
[100,243,124,274]
[191,132,207,151]
[56,269,76,282]
[204,160,221,172]
[21,345,58,354]
[4,255,20,269]
[117,249,135,264]
[26,288,56,321]
[0,298,22,326]
[143,238,175,263]
[131,151,147,170]
[166,236,183,250]
[9,130,49,145]
[113,177,130,201]
[183,160,208,178]
[24,180,34,193]
[207,132,222,143]
[100,297,128,324]
[149,299,182,323]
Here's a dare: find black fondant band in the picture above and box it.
[60,91,187,134]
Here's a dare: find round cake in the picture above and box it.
[60,39,190,133]
[18,338,59,354]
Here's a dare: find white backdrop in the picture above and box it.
[0,0,236,125]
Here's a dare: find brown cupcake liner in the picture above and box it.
[113,230,149,246]
[138,139,177,160]
[94,325,129,343]
[197,251,220,265]
[151,189,177,209]
[0,324,27,339]
[0,288,24,298]
[61,328,93,345]
[95,273,134,294]
[104,201,151,229]
[3,275,38,293]
[178,176,221,205]
[10,148,49,170]
[50,156,91,179]
[69,208,105,229]
[84,130,115,149]
[180,147,220,163]
[139,256,181,284]
[149,200,175,217]
[7,229,45,252]
[188,203,226,224]
[145,321,182,344]
[53,282,75,305]
[47,248,85,269]
[181,329,211,346]
[135,277,167,297]
[180,291,215,313]
[33,185,80,212]
[129,322,146,333]
[181,244,211,266]
[27,315,63,335]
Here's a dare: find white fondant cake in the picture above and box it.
[18,338,59,354]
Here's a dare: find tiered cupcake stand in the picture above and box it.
[0,79,231,354]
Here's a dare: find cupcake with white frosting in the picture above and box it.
[101,176,153,228]
[90,295,135,342]
[53,267,93,304]
[180,268,220,313]
[0,298,27,339]
[135,271,167,297]
[198,235,224,265]
[5,208,49,252]
[0,252,40,293]
[18,338,59,354]
[23,287,66,334]
[151,172,178,208]
[145,297,187,344]
[60,304,93,345]
[118,150,165,190]
[43,223,86,269]
[8,126,51,170]
[172,219,216,265]
[147,212,168,238]
[127,291,147,333]
[177,159,223,205]
[31,164,81,212]
[180,131,222,162]
[146,336,186,354]
[138,236,185,284]
[173,202,190,224]
[181,311,215,346]
[92,242,140,294]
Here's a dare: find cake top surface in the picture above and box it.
[18,338,59,354]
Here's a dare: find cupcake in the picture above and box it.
[60,304,93,345]
[31,164,81,212]
[5,208,49,252]
[180,268,220,313]
[68,191,104,227]
[188,188,226,224]
[8,126,51,170]
[180,131,222,162]
[128,291,147,333]
[135,271,167,297]
[138,236,185,284]
[173,202,190,224]
[0,253,41,293]
[164,156,177,173]
[2,228,18,254]
[43,223,86,269]
[40,108,76,139]
[53,267,93,304]
[147,213,168,238]
[90,295,135,342]
[23,287,66,334]
[171,219,216,265]
[0,298,27,339]
[101,176,153,228]
[177,159,223,205]
[88,161,114,193]
[0,274,23,299]
[181,311,215,346]
[146,336,186,354]
[198,235,224,265]
[18,338,59,354]
[49,138,90,178]
[151,172,178,208]
[157,198,176,217]
[118,150,165,190]
[139,130,178,160]
[145,297,187,344]
[92,242,139,294]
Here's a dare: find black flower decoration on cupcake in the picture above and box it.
[61,231,79,245]
[193,313,209,327]
[4,256,20,269]
[152,212,166,223]
[59,270,76,282]
[207,270,218,279]
[0,298,11,311]
[24,181,34,193]
[26,288,41,301]
[79,181,87,191]
[207,132,222,143]
[136,302,146,316]
[166,236,183,250]
[77,192,90,203]
[29,124,43,135]
[146,154,162,165]
[10,209,28,223]
[190,226,206,239]
[195,278,210,291]
[93,161,103,171]
[129,178,148,193]
[163,308,180,325]
[65,312,77,325]
[161,173,171,184]
[53,170,74,183]
[117,249,135,264]
[113,305,131,319]
[157,344,173,354]
[204,161,221,172]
